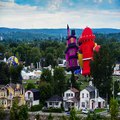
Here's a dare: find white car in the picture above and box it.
[82,109,89,114]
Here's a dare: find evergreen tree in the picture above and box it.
[39,81,53,104]
[40,69,53,83]
[110,98,119,120]
[53,67,66,96]
[90,45,115,101]
[9,64,23,84]
[10,98,19,120]
[18,105,28,120]
[0,62,10,85]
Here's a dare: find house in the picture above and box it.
[0,83,25,108]
[46,95,62,108]
[21,69,42,80]
[25,89,40,107]
[63,87,80,111]
[113,63,120,76]
[58,59,66,68]
[80,81,105,110]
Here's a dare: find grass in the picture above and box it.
[94,108,106,113]
[22,79,39,88]
[77,110,82,114]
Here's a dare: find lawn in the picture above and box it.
[94,108,106,113]
[22,79,39,89]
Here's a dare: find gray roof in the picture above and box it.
[47,95,62,102]
[85,86,95,92]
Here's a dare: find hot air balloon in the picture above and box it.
[7,56,19,67]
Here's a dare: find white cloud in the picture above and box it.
[47,0,63,11]
[0,1,120,29]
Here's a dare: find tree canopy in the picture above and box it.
[90,45,115,101]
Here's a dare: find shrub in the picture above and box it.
[42,107,62,113]
[47,113,54,120]
[30,104,43,112]
[0,107,6,120]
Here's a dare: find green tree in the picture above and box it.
[110,98,119,120]
[10,98,19,120]
[0,106,6,120]
[9,64,23,84]
[69,108,78,120]
[0,62,10,85]
[39,81,53,104]
[47,113,54,120]
[30,47,41,66]
[90,45,115,101]
[26,83,36,90]
[114,81,120,98]
[53,67,66,96]
[45,53,54,67]
[0,43,5,60]
[40,69,53,83]
[18,105,28,120]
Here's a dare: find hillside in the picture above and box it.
[0,27,120,41]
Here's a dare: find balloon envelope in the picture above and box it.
[7,56,19,66]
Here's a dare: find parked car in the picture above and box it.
[82,109,89,114]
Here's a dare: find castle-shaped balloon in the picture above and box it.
[65,25,100,76]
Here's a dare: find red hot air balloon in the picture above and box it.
[78,27,96,76]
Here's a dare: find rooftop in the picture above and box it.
[70,88,79,93]
[85,86,95,92]
[47,95,62,102]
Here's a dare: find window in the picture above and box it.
[28,92,31,99]
[49,102,52,105]
[1,93,3,96]
[66,93,70,97]
[82,102,85,107]
[82,93,84,98]
[72,103,74,106]
[87,94,88,98]
[66,93,69,97]
[55,102,59,106]
[71,93,73,97]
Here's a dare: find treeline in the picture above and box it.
[0,33,120,66]
[0,40,66,67]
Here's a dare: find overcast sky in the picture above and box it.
[0,0,120,29]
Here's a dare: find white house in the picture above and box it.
[25,89,40,107]
[113,63,120,76]
[63,88,80,111]
[58,59,66,68]
[21,69,42,80]
[46,95,62,108]
[80,81,105,110]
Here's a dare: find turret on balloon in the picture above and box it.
[65,25,80,73]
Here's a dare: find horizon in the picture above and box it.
[0,0,120,29]
[0,27,120,30]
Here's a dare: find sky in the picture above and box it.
[0,0,120,29]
